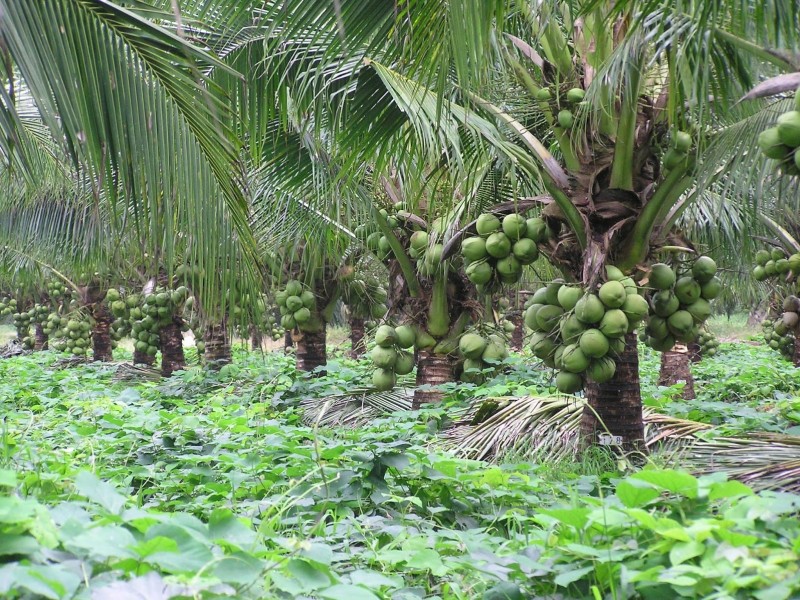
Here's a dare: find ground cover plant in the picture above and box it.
[2,341,800,599]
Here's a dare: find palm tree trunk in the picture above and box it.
[580,333,645,453]
[658,345,695,399]
[91,302,113,362]
[509,310,523,351]
[295,328,327,373]
[794,333,800,368]
[160,317,186,376]
[33,323,48,351]
[688,341,701,363]
[412,351,454,409]
[133,347,155,366]
[284,330,293,352]
[250,326,263,351]
[203,322,231,369]
[348,316,366,358]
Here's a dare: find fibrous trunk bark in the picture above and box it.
[509,310,524,351]
[160,317,186,377]
[348,316,366,358]
[133,348,155,366]
[204,322,231,369]
[413,351,455,409]
[34,323,48,351]
[294,328,327,373]
[688,341,701,363]
[580,333,645,454]
[91,303,113,362]
[658,345,695,400]
[794,333,800,367]
[250,326,263,351]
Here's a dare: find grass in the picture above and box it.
[707,311,760,341]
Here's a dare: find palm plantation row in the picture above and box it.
[0,0,799,454]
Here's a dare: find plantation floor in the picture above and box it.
[1,343,800,599]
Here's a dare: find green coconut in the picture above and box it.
[772,248,786,261]
[459,332,487,360]
[777,258,791,274]
[482,336,508,364]
[574,294,605,324]
[535,88,552,102]
[605,265,625,281]
[466,261,493,285]
[649,263,676,290]
[649,334,676,352]
[524,304,544,330]
[755,249,771,266]
[293,307,311,324]
[545,280,565,306]
[789,253,800,274]
[765,260,777,276]
[566,88,586,103]
[502,214,527,240]
[526,217,549,242]
[673,131,692,153]
[394,352,415,375]
[667,310,694,337]
[555,370,583,394]
[496,255,522,278]
[674,276,701,304]
[559,314,586,344]
[300,290,316,309]
[395,325,417,349]
[460,237,487,262]
[587,356,617,383]
[700,277,722,300]
[485,232,512,259]
[758,127,791,160]
[752,265,767,281]
[373,369,396,391]
[598,280,627,309]
[557,285,583,311]
[285,280,303,297]
[599,309,628,338]
[579,328,610,358]
[691,256,717,283]
[777,110,800,147]
[371,346,398,369]
[530,333,556,360]
[557,109,574,129]
[410,231,429,252]
[512,238,539,265]
[476,213,501,237]
[621,293,649,323]
[686,298,711,323]
[375,324,398,348]
[561,344,590,373]
[536,305,564,333]
[663,148,687,170]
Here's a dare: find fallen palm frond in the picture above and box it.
[52,356,90,369]
[0,339,27,359]
[114,363,162,382]
[686,434,800,494]
[300,388,414,428]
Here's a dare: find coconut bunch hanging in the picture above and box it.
[369,324,417,391]
[641,257,720,352]
[48,310,92,356]
[129,286,190,358]
[0,295,17,316]
[751,247,800,282]
[757,86,800,175]
[762,316,795,360]
[458,328,510,384]
[276,280,324,333]
[460,213,550,291]
[524,266,650,393]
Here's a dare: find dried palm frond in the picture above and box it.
[114,363,162,382]
[52,356,89,369]
[300,388,414,428]
[686,434,800,494]
[0,339,27,359]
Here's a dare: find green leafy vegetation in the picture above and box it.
[2,343,800,599]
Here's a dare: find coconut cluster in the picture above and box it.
[757,88,800,175]
[458,330,509,384]
[341,276,389,323]
[662,131,693,173]
[751,247,800,282]
[46,279,70,299]
[461,213,551,289]
[370,324,416,391]
[535,86,586,131]
[13,304,49,349]
[0,295,17,316]
[762,315,795,360]
[276,280,323,333]
[697,328,719,358]
[48,312,92,355]
[129,287,189,357]
[642,257,720,352]
[525,267,650,393]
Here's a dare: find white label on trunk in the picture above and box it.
[599,434,623,446]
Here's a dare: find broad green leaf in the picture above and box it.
[286,558,332,591]
[669,541,705,566]
[708,480,754,500]
[631,470,699,499]
[319,584,382,600]
[73,471,127,515]
[554,565,594,587]
[0,469,16,487]
[615,480,660,508]
[211,552,265,585]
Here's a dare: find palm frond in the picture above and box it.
[300,388,414,428]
